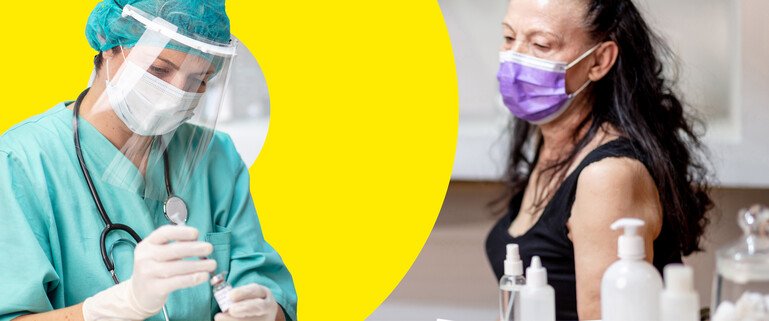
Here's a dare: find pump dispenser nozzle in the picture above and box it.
[611,218,645,260]
[505,244,523,276]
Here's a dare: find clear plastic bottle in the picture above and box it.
[712,205,769,314]
[211,272,234,313]
[500,244,526,321]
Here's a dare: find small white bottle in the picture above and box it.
[660,264,699,321]
[499,244,526,321]
[601,218,663,321]
[520,256,555,321]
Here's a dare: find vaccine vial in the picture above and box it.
[211,272,234,312]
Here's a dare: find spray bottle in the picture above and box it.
[499,244,526,321]
[600,218,662,321]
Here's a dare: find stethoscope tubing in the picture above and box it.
[72,88,175,321]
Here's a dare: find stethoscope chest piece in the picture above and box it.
[164,196,188,225]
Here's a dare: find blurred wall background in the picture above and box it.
[213,38,271,166]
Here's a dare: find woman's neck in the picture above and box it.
[78,82,134,149]
[538,96,592,164]
[72,78,152,172]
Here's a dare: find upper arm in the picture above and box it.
[0,151,58,319]
[568,157,662,320]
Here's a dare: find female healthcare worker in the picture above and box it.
[485,0,712,319]
[0,1,297,321]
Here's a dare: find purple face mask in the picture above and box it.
[497,45,599,124]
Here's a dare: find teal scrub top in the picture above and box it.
[0,104,298,321]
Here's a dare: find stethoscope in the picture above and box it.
[72,88,187,321]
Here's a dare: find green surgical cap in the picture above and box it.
[86,0,231,53]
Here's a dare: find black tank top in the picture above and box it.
[485,138,682,321]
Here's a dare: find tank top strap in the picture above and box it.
[568,137,641,180]
[543,137,645,226]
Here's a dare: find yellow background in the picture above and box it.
[0,1,458,320]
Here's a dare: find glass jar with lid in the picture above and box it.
[712,204,769,317]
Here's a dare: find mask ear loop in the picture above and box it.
[565,43,602,69]
[104,46,128,86]
[569,78,593,97]
[565,43,602,97]
[105,58,112,85]
[119,46,128,68]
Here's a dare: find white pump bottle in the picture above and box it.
[520,256,555,321]
[600,218,663,321]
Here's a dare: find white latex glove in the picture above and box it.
[214,283,279,321]
[83,225,217,321]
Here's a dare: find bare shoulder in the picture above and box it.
[571,155,662,237]
[579,157,655,194]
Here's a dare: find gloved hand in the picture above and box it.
[214,283,279,321]
[82,225,217,321]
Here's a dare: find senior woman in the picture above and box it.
[0,1,296,320]
[485,0,712,319]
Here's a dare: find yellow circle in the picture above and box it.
[0,2,458,320]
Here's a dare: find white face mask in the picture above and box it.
[106,59,204,136]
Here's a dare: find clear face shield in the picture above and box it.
[88,4,238,208]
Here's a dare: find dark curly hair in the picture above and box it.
[497,0,713,255]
